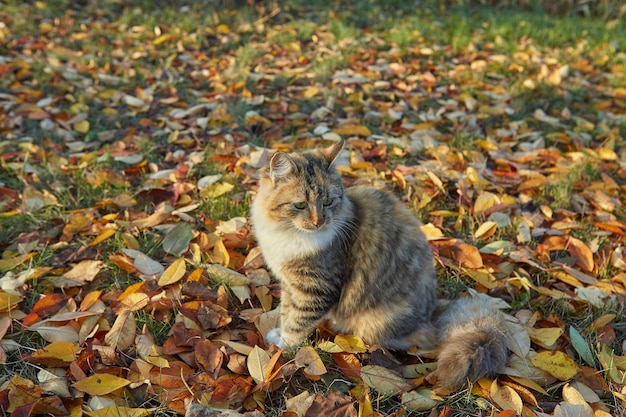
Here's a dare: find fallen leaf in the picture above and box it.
[73,374,130,395]
[529,350,579,381]
[158,257,187,286]
[360,365,412,395]
[104,309,136,350]
[294,346,327,376]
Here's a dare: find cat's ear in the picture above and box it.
[320,140,345,170]
[269,152,296,184]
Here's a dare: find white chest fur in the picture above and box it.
[251,210,336,277]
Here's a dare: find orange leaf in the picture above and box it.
[22,293,70,326]
[332,352,361,378]
[89,228,116,246]
[451,243,484,268]
[567,237,594,272]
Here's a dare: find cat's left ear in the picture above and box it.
[269,152,296,184]
[320,140,345,170]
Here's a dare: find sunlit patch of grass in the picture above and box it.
[200,188,250,221]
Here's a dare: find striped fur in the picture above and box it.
[251,140,507,392]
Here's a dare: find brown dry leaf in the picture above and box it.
[195,339,223,377]
[401,389,439,412]
[104,309,136,350]
[294,346,327,376]
[490,380,523,414]
[54,260,104,288]
[360,365,412,395]
[305,391,357,417]
[285,390,316,417]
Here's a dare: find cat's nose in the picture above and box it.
[310,211,325,228]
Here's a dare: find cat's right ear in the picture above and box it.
[269,152,295,184]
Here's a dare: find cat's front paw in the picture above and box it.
[265,328,286,348]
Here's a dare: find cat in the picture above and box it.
[250,139,508,393]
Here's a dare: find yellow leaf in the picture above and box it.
[73,119,90,134]
[158,257,187,286]
[474,192,499,214]
[527,327,563,349]
[38,22,54,34]
[303,85,320,98]
[334,334,367,353]
[332,125,371,137]
[255,285,273,312]
[0,252,37,271]
[597,344,626,383]
[529,351,579,381]
[317,340,343,353]
[85,407,153,417]
[119,292,150,312]
[141,355,170,368]
[89,228,116,246]
[597,148,618,161]
[474,221,497,239]
[201,182,234,199]
[30,341,81,363]
[73,374,130,395]
[0,291,22,312]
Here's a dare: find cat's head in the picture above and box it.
[254,140,345,233]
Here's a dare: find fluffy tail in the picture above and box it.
[426,296,508,394]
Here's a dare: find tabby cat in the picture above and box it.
[250,140,508,392]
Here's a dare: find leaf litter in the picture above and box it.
[1,1,626,416]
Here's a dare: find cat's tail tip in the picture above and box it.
[426,323,507,394]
